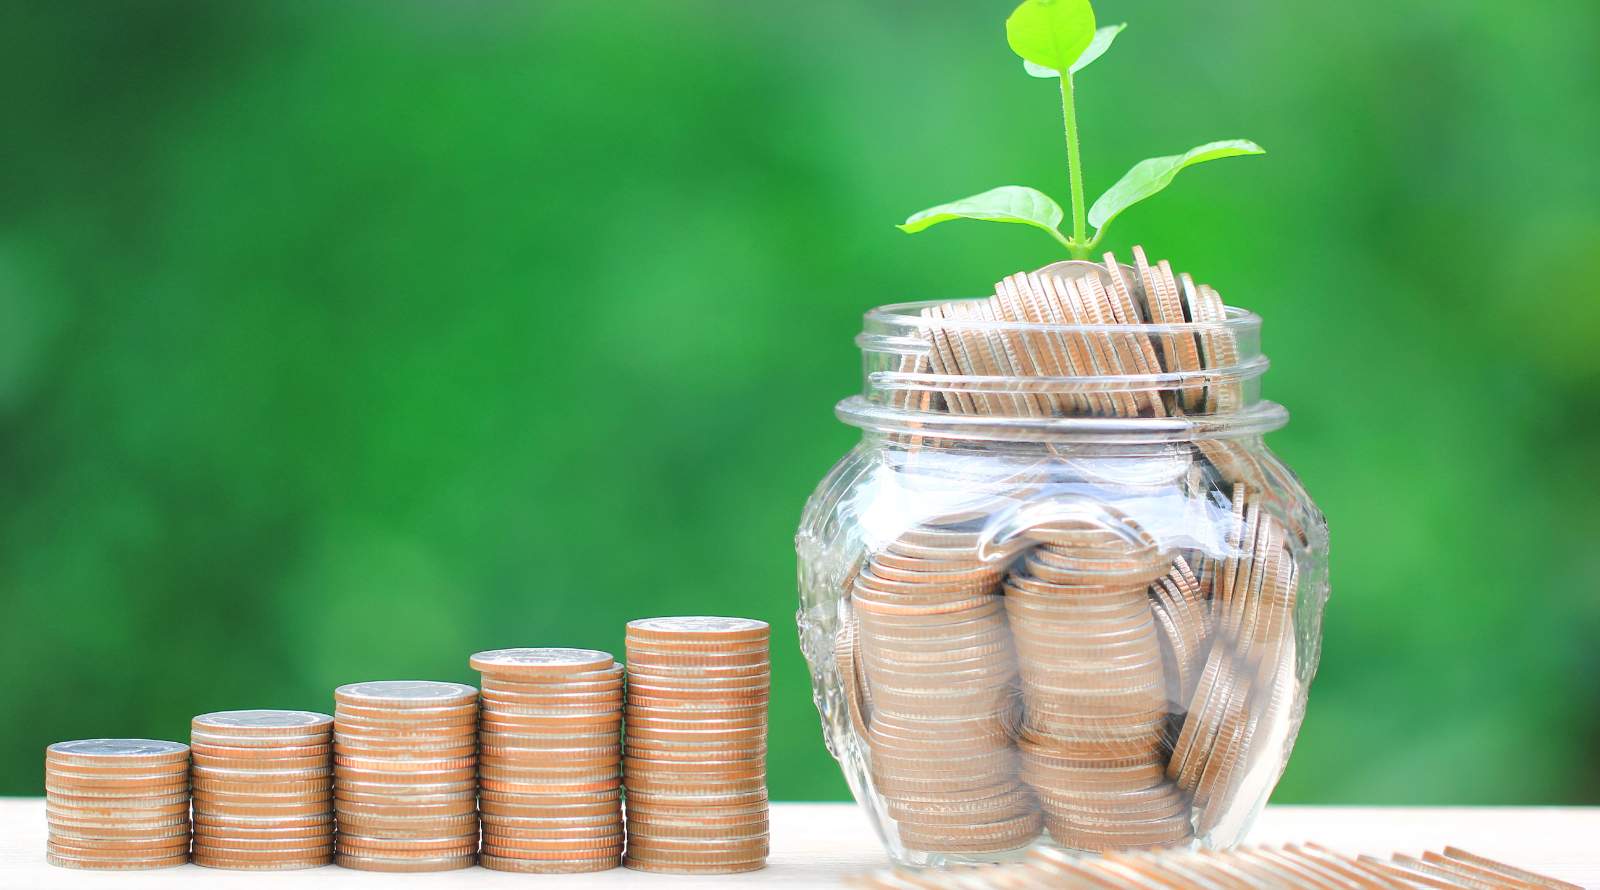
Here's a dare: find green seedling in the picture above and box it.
[899,0,1264,259]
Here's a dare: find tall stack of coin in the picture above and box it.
[44,739,191,870]
[623,617,770,874]
[851,525,1040,856]
[189,711,334,869]
[1005,518,1192,853]
[332,681,479,872]
[471,648,624,873]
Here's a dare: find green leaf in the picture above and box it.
[1005,0,1096,73]
[1087,139,1266,231]
[898,186,1066,240]
[1022,24,1125,78]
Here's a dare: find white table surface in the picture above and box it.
[3,800,1596,888]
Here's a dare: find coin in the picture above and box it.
[481,852,622,873]
[335,680,478,709]
[626,616,769,643]
[46,739,189,766]
[193,710,333,735]
[333,851,477,872]
[470,647,614,675]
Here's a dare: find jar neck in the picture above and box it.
[844,294,1284,444]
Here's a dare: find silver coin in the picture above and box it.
[471,648,613,669]
[48,740,188,759]
[194,710,333,730]
[627,617,768,635]
[335,681,477,703]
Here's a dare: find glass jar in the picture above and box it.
[796,257,1329,868]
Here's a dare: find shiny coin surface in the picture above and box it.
[335,680,478,708]
[471,647,614,675]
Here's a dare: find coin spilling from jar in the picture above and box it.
[848,842,1582,889]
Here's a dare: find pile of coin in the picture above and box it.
[333,681,479,872]
[190,710,334,869]
[849,528,1041,855]
[43,739,191,870]
[908,246,1239,420]
[623,617,771,874]
[472,648,624,873]
[837,469,1300,856]
[848,843,1583,890]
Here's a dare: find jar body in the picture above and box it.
[797,429,1328,867]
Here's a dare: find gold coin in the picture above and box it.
[333,851,477,872]
[195,812,332,830]
[336,834,477,854]
[334,800,475,818]
[47,833,190,853]
[191,731,329,750]
[481,853,620,873]
[192,853,333,870]
[46,850,189,870]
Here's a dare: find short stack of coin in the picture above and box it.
[851,525,1040,856]
[333,681,479,872]
[189,710,334,869]
[44,739,191,870]
[472,648,624,873]
[623,617,771,874]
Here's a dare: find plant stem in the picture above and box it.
[1060,71,1089,259]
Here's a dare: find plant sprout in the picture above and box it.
[899,0,1264,259]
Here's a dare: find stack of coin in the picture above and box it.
[623,617,770,874]
[44,739,191,870]
[332,681,479,872]
[1005,516,1192,853]
[1167,483,1300,834]
[851,525,1039,856]
[190,710,333,869]
[471,648,624,873]
[848,843,1583,890]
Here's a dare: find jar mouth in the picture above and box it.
[849,295,1280,441]
[865,300,1262,338]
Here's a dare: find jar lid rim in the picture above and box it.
[835,396,1289,443]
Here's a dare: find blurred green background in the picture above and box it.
[2,0,1597,804]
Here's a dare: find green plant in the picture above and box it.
[899,0,1264,259]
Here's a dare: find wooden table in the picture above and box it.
[3,800,1596,888]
